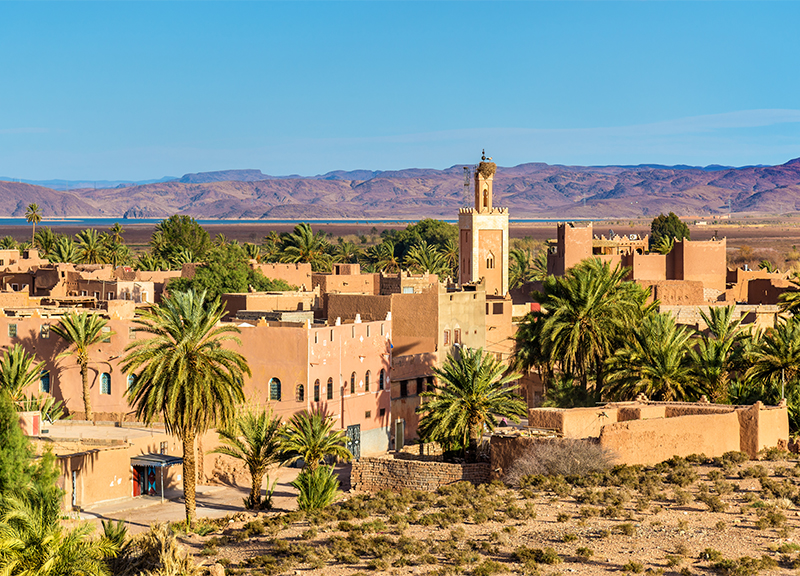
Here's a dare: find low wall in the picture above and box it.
[350,455,489,492]
[528,407,618,438]
[598,411,742,466]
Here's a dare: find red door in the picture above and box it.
[132,466,141,497]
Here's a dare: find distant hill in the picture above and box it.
[2,158,800,220]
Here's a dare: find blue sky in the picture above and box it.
[1,1,799,180]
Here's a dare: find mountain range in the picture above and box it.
[2,159,800,220]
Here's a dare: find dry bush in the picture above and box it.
[119,523,201,576]
[503,440,615,486]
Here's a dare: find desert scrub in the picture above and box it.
[503,439,614,486]
[579,506,600,518]
[561,532,578,543]
[755,508,787,529]
[711,555,777,575]
[618,523,636,536]
[699,548,724,561]
[696,489,728,513]
[739,465,768,479]
[759,446,790,461]
[575,546,594,561]
[622,560,644,573]
[556,512,570,523]
[513,546,562,565]
[759,477,796,499]
[472,559,507,576]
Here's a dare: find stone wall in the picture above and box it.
[351,455,490,492]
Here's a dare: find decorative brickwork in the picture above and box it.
[351,455,490,492]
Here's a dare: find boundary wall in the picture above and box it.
[351,455,489,492]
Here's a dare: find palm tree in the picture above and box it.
[778,275,800,315]
[0,484,117,575]
[52,312,114,421]
[530,250,548,281]
[653,236,675,255]
[441,238,459,278]
[134,252,166,271]
[49,236,79,263]
[280,409,352,472]
[24,204,42,246]
[75,229,107,264]
[333,240,361,264]
[108,222,125,246]
[243,243,262,262]
[522,258,653,393]
[603,312,701,401]
[365,241,401,273]
[690,305,746,402]
[121,290,248,526]
[33,227,58,257]
[279,223,332,271]
[746,317,800,401]
[509,248,533,289]
[0,344,44,401]
[403,240,449,278]
[212,406,283,509]
[0,236,18,250]
[417,347,526,461]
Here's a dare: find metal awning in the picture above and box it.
[130,454,183,468]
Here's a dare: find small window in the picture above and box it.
[486,253,495,269]
[107,292,114,300]
[40,371,50,394]
[402,286,414,294]
[365,370,370,392]
[93,292,99,299]
[159,441,168,455]
[417,377,424,394]
[443,329,450,345]
[330,330,334,342]
[327,377,334,400]
[380,323,384,336]
[314,332,318,344]
[454,328,461,345]
[366,325,370,337]
[493,302,504,314]
[8,324,16,338]
[350,372,356,394]
[296,384,305,402]
[351,326,355,338]
[314,379,320,402]
[400,380,408,397]
[379,408,386,417]
[129,327,136,340]
[40,324,49,339]
[11,283,18,291]
[127,374,136,390]
[379,369,385,391]
[80,290,87,296]
[101,326,111,343]
[269,378,282,402]
[365,410,371,419]
[100,373,111,395]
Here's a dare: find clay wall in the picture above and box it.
[747,278,792,305]
[624,253,667,282]
[351,455,490,492]
[528,407,619,438]
[478,229,504,296]
[220,290,319,320]
[485,295,515,365]
[379,272,438,296]
[0,291,33,308]
[661,304,782,332]
[489,435,599,479]
[598,411,742,465]
[312,270,379,297]
[547,223,592,276]
[252,262,312,290]
[437,285,485,365]
[670,239,727,292]
[638,280,705,306]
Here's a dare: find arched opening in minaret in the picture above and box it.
[486,251,495,269]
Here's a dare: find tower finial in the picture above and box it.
[481,149,486,161]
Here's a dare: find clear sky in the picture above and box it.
[1,1,799,180]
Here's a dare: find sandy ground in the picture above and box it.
[95,454,800,576]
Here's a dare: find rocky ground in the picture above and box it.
[176,450,799,576]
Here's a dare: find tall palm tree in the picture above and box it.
[690,306,746,402]
[75,229,107,264]
[243,243,262,262]
[441,238,459,279]
[49,236,79,263]
[509,248,533,289]
[0,236,18,250]
[0,344,44,401]
[52,312,115,421]
[523,258,653,392]
[403,240,449,278]
[366,241,401,273]
[333,240,361,264]
[603,312,701,401]
[0,484,117,576]
[778,275,800,315]
[212,406,282,509]
[24,203,42,246]
[417,347,526,461]
[279,223,332,271]
[108,222,125,246]
[134,252,165,272]
[121,290,248,526]
[280,409,352,472]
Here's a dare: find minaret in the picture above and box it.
[458,152,509,295]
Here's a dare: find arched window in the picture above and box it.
[486,252,495,270]
[364,371,370,392]
[296,384,305,402]
[327,377,334,400]
[40,371,50,394]
[350,372,356,394]
[269,378,282,402]
[314,379,320,402]
[127,374,136,391]
[100,373,111,395]
[379,369,385,391]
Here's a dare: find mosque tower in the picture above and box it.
[458,152,509,295]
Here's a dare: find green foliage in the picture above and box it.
[212,405,283,509]
[417,347,526,461]
[279,223,332,271]
[291,465,341,511]
[381,218,458,257]
[280,409,352,471]
[168,243,295,300]
[0,344,44,401]
[650,212,690,250]
[18,393,69,423]
[150,215,212,266]
[403,240,450,279]
[0,484,117,575]
[0,391,33,497]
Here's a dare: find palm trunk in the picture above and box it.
[183,431,197,527]
[81,361,93,422]
[467,423,480,463]
[249,470,264,509]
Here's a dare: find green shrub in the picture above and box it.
[472,559,506,576]
[623,560,644,573]
[696,491,728,513]
[722,451,749,465]
[503,440,614,486]
[562,532,577,543]
[618,523,636,536]
[759,447,790,461]
[575,546,594,561]
[292,466,340,511]
[513,546,561,565]
[556,512,570,523]
[699,548,723,561]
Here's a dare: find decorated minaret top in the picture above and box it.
[474,149,497,212]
